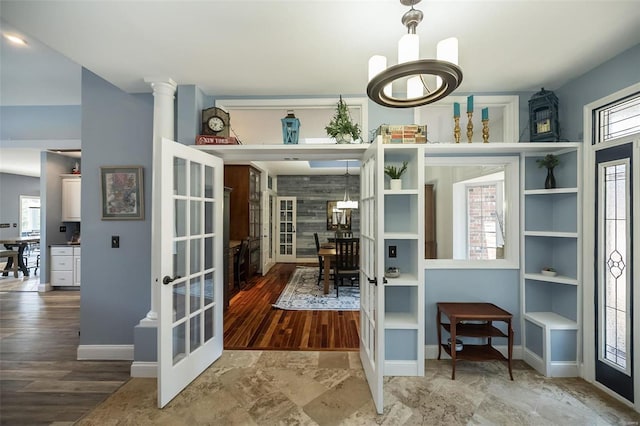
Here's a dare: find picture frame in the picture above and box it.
[326,201,351,231]
[100,166,144,220]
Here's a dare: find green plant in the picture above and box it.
[536,154,560,169]
[325,96,361,141]
[542,267,556,272]
[384,161,408,179]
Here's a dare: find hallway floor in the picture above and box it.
[77,350,639,425]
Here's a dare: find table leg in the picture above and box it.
[323,256,330,294]
[450,317,457,380]
[17,243,29,276]
[508,320,514,380]
[437,308,442,360]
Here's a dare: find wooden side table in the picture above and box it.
[437,302,514,380]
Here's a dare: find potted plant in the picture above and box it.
[385,161,408,190]
[325,96,361,143]
[536,154,560,189]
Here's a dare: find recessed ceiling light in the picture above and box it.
[4,34,28,46]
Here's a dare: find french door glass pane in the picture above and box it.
[602,163,628,370]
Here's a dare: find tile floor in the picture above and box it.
[76,350,640,426]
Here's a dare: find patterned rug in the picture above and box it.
[272,266,360,311]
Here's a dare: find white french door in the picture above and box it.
[276,196,297,262]
[261,190,276,275]
[158,138,224,408]
[359,142,384,414]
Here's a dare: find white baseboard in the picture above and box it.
[523,348,545,374]
[425,344,523,360]
[131,361,157,378]
[549,361,579,377]
[38,282,52,292]
[384,360,420,376]
[77,344,134,361]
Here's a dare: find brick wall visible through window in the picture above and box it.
[467,184,498,260]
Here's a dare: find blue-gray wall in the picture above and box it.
[79,68,154,345]
[556,43,640,141]
[0,105,81,140]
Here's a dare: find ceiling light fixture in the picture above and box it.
[367,0,462,108]
[336,161,358,210]
[3,34,27,46]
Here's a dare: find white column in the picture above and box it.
[141,78,177,324]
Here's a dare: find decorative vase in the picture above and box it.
[545,167,556,189]
[335,133,352,144]
[390,179,402,191]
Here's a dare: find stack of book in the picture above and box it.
[376,125,427,144]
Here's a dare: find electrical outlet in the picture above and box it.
[60,226,67,232]
[111,236,120,248]
[389,245,397,258]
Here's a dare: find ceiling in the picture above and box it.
[1,0,639,176]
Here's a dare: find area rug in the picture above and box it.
[272,266,359,311]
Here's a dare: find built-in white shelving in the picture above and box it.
[521,145,581,378]
[381,143,424,377]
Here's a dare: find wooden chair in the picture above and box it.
[335,230,353,239]
[334,238,360,297]
[313,233,324,285]
[234,239,249,290]
[0,250,19,278]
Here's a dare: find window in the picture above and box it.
[20,196,40,237]
[465,179,504,260]
[595,92,640,144]
[452,172,505,260]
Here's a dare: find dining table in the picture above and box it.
[318,244,336,295]
[1,236,40,277]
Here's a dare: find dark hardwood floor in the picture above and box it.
[0,290,131,426]
[224,263,361,350]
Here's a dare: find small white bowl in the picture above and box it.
[541,269,557,277]
[447,338,463,352]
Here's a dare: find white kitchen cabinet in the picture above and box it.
[61,175,81,221]
[51,246,81,287]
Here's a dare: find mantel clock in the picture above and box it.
[202,107,230,137]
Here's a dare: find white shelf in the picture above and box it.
[384,232,419,240]
[523,273,578,286]
[524,312,578,330]
[524,188,578,195]
[384,312,419,329]
[384,189,419,195]
[383,273,419,285]
[524,231,578,238]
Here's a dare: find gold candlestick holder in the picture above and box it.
[454,116,461,143]
[482,119,489,143]
[466,112,473,143]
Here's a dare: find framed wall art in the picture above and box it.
[100,166,144,220]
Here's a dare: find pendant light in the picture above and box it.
[336,161,358,209]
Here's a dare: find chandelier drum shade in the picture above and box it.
[367,0,463,108]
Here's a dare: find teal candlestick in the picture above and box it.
[482,107,489,120]
[453,102,460,118]
[467,95,474,113]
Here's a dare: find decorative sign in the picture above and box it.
[195,135,238,145]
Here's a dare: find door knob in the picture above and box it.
[162,275,181,285]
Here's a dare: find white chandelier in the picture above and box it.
[367,0,463,108]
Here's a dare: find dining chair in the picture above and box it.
[335,230,353,239]
[313,233,324,286]
[235,239,249,289]
[334,238,359,297]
